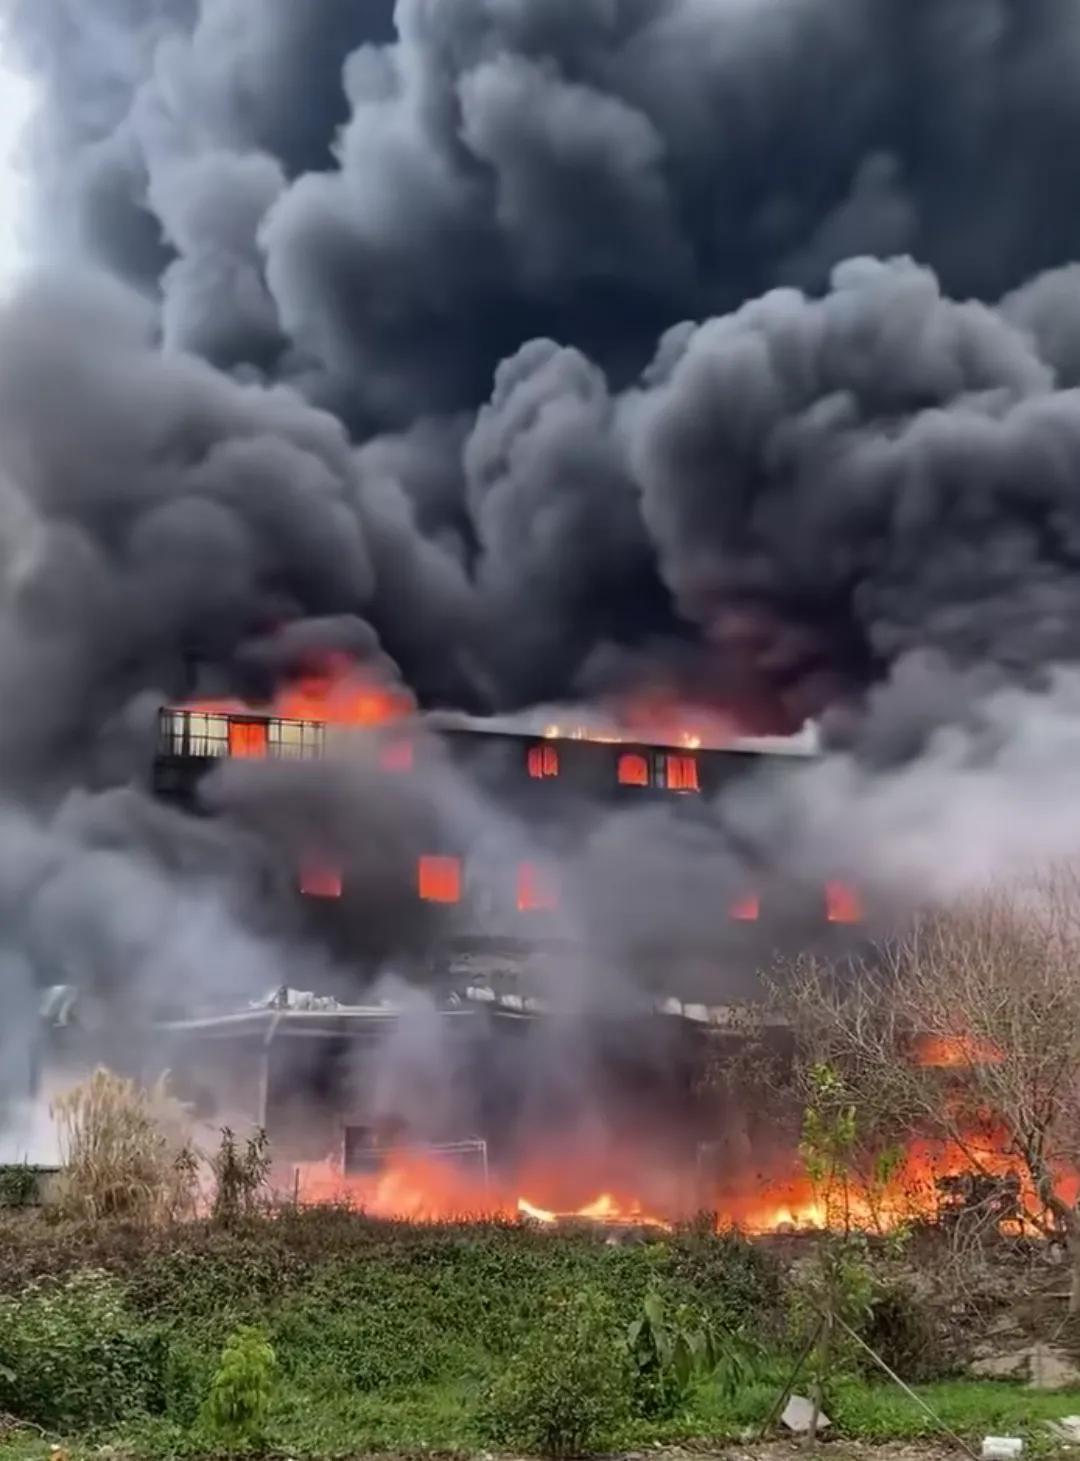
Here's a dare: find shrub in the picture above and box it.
[160,1336,215,1427]
[203,1324,278,1450]
[670,1226,782,1326]
[626,1290,762,1419]
[211,1128,270,1227]
[52,1068,197,1224]
[628,1291,702,1418]
[0,1269,166,1427]
[0,1164,40,1208]
[862,1280,956,1383]
[480,1288,631,1457]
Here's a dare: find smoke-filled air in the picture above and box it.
[4,0,1080,1190]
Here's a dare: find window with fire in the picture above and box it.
[160,710,414,768]
[724,884,865,925]
[418,855,462,904]
[527,743,559,779]
[617,751,700,792]
[300,861,344,899]
[160,709,327,759]
[297,851,863,930]
[414,855,560,913]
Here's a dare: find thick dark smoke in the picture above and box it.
[7,0,1080,1142]
[12,0,1080,731]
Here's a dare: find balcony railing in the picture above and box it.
[158,708,327,761]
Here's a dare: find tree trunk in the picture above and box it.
[1027,1149,1080,1313]
[808,1310,832,1446]
[1063,1226,1080,1315]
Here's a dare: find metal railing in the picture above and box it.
[158,708,327,761]
[342,1133,489,1185]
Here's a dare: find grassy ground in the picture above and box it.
[0,1209,1073,1458]
[2,1379,1080,1460]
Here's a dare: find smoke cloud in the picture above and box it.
[8,0,1080,726]
[6,0,1080,1146]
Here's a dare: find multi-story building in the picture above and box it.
[153,704,863,1004]
[14,706,863,1201]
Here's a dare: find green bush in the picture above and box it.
[0,1164,41,1208]
[480,1288,632,1457]
[862,1280,956,1383]
[0,1268,166,1427]
[203,1324,277,1450]
[627,1291,705,1418]
[626,1290,762,1420]
[159,1335,216,1428]
[669,1227,782,1326]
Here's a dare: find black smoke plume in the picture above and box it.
[10,0,1080,739]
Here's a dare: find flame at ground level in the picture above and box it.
[290,1127,1080,1235]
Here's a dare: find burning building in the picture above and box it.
[153,694,865,996]
[124,679,880,1228]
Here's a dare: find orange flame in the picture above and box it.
[617,752,650,787]
[289,1125,1079,1238]
[292,1151,674,1229]
[299,860,343,899]
[517,861,559,913]
[184,652,413,728]
[912,1034,1004,1068]
[664,754,701,793]
[825,881,863,925]
[516,1193,671,1228]
[729,891,761,922]
[418,855,462,905]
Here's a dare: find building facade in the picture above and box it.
[153,705,864,1003]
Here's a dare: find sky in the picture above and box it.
[0,31,33,289]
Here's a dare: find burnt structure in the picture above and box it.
[153,705,863,1003]
[153,991,724,1181]
[7,711,840,1194]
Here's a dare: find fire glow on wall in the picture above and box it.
[228,719,269,758]
[517,861,559,913]
[664,754,700,792]
[379,739,414,773]
[826,881,863,924]
[728,891,761,922]
[300,861,343,899]
[418,855,462,904]
[527,744,559,779]
[618,752,649,787]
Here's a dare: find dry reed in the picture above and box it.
[52,1068,198,1224]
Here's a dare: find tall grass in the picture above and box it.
[52,1068,197,1224]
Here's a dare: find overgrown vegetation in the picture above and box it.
[9,903,1080,1461]
[480,1288,631,1456]
[778,871,1080,1311]
[51,1070,197,1225]
[211,1128,270,1228]
[784,1062,887,1440]
[625,1289,761,1419]
[0,1164,44,1208]
[0,1207,1071,1459]
[0,1268,166,1428]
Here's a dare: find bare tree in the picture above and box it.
[775,868,1080,1310]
